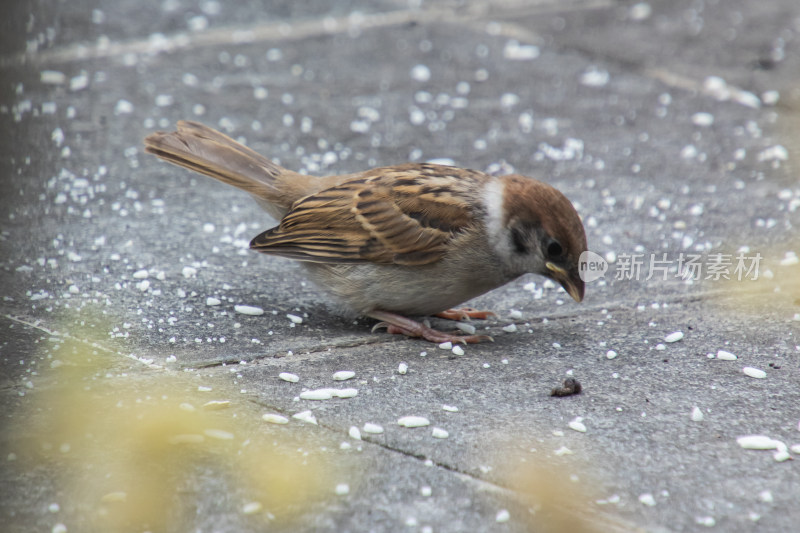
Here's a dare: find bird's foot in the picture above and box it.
[369,310,494,344]
[435,307,496,321]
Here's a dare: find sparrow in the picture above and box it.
[144,121,587,344]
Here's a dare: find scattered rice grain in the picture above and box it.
[431,427,449,439]
[262,414,289,424]
[638,493,656,507]
[568,417,587,433]
[242,502,262,515]
[292,410,317,424]
[203,429,234,440]
[398,416,430,428]
[664,331,684,343]
[202,400,230,410]
[235,305,264,316]
[743,367,766,379]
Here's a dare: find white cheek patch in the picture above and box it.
[482,179,510,256]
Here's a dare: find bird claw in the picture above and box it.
[367,310,495,345]
[389,325,493,345]
[371,321,391,333]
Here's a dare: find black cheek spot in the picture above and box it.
[511,227,528,254]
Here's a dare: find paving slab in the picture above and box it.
[2,0,799,532]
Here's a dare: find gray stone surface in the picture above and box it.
[2,1,799,532]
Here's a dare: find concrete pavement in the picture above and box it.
[1,1,799,531]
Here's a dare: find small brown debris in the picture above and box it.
[550,378,582,397]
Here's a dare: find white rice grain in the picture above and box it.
[262,414,289,424]
[300,389,333,400]
[235,305,264,316]
[695,516,716,527]
[242,502,262,514]
[568,417,587,433]
[202,400,230,410]
[743,367,766,379]
[737,435,780,449]
[363,423,384,434]
[398,416,430,428]
[204,429,234,440]
[456,322,476,335]
[638,493,656,507]
[292,410,317,424]
[664,331,684,343]
[431,427,449,439]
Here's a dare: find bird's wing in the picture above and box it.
[249,164,487,266]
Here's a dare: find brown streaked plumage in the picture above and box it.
[144,120,587,344]
[251,166,489,266]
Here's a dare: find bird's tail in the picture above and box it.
[144,120,305,214]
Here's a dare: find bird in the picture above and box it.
[144,120,587,344]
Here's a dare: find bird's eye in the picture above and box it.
[546,238,563,258]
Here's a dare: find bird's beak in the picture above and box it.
[546,262,585,303]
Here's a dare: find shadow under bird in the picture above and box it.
[144,121,587,344]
